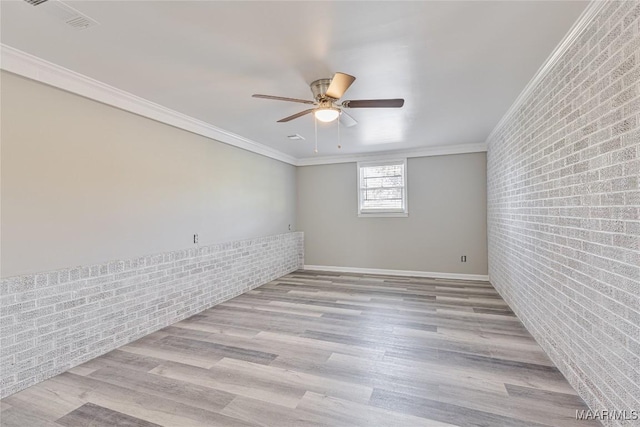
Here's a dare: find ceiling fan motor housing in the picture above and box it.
[310,78,334,101]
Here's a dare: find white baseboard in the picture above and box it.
[302,265,489,282]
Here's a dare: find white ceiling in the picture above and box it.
[1,0,588,160]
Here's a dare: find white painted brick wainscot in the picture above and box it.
[0,232,304,398]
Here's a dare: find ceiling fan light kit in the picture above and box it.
[314,107,340,123]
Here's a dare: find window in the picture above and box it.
[357,159,408,217]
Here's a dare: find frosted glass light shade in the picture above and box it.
[314,108,340,122]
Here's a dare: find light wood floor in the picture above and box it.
[1,270,599,427]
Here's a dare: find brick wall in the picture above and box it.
[0,232,304,398]
[487,2,640,425]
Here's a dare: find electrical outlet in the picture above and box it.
[461,255,467,262]
[288,224,291,231]
[194,234,198,244]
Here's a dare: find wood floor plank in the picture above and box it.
[2,385,82,422]
[382,350,577,395]
[433,326,540,348]
[505,383,583,403]
[0,407,60,427]
[296,391,459,427]
[432,382,599,427]
[255,330,386,360]
[369,387,552,427]
[220,395,326,427]
[172,319,262,338]
[0,270,599,427]
[56,402,162,427]
[322,352,509,396]
[268,300,363,315]
[66,365,99,377]
[288,289,376,302]
[215,357,373,404]
[149,361,306,409]
[75,348,164,373]
[47,372,253,427]
[118,338,222,369]
[87,366,236,412]
[154,335,278,365]
[160,325,334,364]
[221,300,325,318]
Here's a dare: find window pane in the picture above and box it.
[362,198,403,210]
[359,161,406,212]
[362,176,403,188]
[363,187,403,200]
[362,165,403,178]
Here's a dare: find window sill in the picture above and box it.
[358,212,408,218]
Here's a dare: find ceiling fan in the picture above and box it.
[252,72,404,127]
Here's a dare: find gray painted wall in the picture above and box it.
[297,153,488,275]
[487,1,640,424]
[0,71,297,277]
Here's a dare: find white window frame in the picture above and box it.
[357,158,408,218]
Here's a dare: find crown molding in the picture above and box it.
[484,0,608,145]
[295,142,487,166]
[0,44,298,166]
[0,44,488,167]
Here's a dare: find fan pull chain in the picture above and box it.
[338,114,341,149]
[314,115,318,154]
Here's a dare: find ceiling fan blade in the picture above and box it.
[325,72,356,100]
[339,110,358,127]
[277,109,315,123]
[252,94,315,105]
[342,99,405,108]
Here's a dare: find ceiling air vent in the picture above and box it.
[30,0,99,30]
[287,134,305,141]
[49,1,98,30]
[64,15,96,29]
